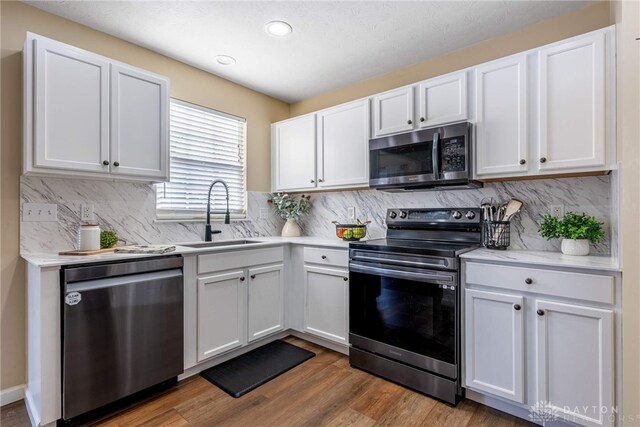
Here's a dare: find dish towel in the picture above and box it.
[114,245,176,254]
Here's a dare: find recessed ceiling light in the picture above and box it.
[265,20,293,37]
[214,55,236,66]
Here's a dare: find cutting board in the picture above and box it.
[58,245,132,256]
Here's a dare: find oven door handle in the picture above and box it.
[349,262,455,285]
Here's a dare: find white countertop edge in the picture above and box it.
[21,236,351,268]
[460,248,621,273]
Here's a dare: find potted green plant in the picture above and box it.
[539,212,605,256]
[269,193,312,237]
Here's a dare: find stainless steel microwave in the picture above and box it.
[369,122,480,191]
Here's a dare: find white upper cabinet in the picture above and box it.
[372,86,414,137]
[272,115,317,191]
[317,99,370,188]
[23,33,170,182]
[418,71,468,128]
[110,63,168,179]
[535,300,614,427]
[475,55,528,177]
[31,36,110,174]
[538,32,607,172]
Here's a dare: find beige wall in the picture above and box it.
[0,1,289,390]
[612,0,640,424]
[291,2,612,116]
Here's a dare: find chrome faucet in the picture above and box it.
[205,179,231,241]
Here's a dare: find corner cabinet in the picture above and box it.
[23,32,169,182]
[272,99,369,192]
[463,260,617,427]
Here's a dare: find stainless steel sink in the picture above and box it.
[180,240,263,248]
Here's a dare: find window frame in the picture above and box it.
[155,98,248,222]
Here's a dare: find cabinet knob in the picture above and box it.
[250,274,256,279]
[343,277,348,282]
[102,160,110,166]
[513,304,521,311]
[240,277,245,282]
[113,161,120,167]
[407,120,413,125]
[321,255,327,260]
[537,309,545,316]
[310,179,315,183]
[318,178,324,182]
[519,159,526,165]
[525,278,533,285]
[420,117,425,122]
[540,157,547,163]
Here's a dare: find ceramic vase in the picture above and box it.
[281,218,302,237]
[561,238,590,256]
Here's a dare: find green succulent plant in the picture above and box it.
[100,230,118,249]
[539,212,604,243]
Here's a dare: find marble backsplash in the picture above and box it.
[21,175,613,255]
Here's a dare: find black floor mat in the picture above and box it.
[200,340,316,398]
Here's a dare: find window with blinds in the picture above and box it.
[156,99,247,220]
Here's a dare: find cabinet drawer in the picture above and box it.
[303,247,348,269]
[198,247,284,275]
[465,262,614,305]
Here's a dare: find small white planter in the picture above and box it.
[281,218,302,237]
[561,238,590,256]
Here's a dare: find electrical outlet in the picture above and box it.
[551,205,564,218]
[347,207,356,221]
[259,207,270,220]
[23,203,58,222]
[81,204,94,221]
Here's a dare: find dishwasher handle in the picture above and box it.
[66,269,182,294]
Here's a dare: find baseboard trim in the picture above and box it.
[1,384,25,407]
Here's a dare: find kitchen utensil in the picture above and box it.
[497,202,508,221]
[502,198,524,222]
[480,198,493,221]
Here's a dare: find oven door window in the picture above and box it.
[350,271,456,364]
[370,142,434,180]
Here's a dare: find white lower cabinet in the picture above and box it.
[247,264,284,343]
[197,270,246,362]
[465,289,524,403]
[535,300,613,427]
[463,261,617,427]
[303,265,349,345]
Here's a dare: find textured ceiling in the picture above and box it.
[24,1,591,103]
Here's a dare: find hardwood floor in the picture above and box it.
[1,337,535,426]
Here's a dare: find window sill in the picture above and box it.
[154,215,247,223]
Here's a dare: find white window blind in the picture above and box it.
[156,99,247,220]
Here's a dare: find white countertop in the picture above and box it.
[21,236,351,268]
[461,248,621,273]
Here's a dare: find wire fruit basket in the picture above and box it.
[331,221,370,241]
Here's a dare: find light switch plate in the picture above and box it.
[23,203,58,222]
[347,207,356,220]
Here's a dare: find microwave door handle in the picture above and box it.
[432,132,440,180]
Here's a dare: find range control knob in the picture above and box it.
[452,211,462,219]
[389,211,397,219]
[399,211,408,219]
[465,211,476,220]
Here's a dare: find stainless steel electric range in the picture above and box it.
[348,207,482,405]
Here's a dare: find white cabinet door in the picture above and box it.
[197,270,246,361]
[535,300,613,427]
[304,265,349,345]
[317,99,370,188]
[247,264,284,342]
[538,33,606,171]
[418,71,468,127]
[475,55,528,177]
[372,87,414,137]
[110,63,169,180]
[33,37,110,173]
[272,115,317,191]
[465,289,524,403]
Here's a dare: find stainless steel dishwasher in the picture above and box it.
[61,256,184,421]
